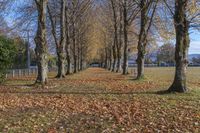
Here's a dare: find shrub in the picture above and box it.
[0,36,16,83]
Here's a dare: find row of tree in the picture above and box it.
[0,0,102,84]
[0,0,199,92]
[98,0,199,92]
[31,0,94,84]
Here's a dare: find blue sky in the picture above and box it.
[4,0,200,55]
[190,32,200,54]
[6,15,200,55]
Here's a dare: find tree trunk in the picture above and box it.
[116,4,123,73]
[66,52,71,75]
[34,0,48,85]
[168,0,189,93]
[112,44,117,72]
[116,54,121,72]
[72,1,77,73]
[73,54,77,73]
[47,0,66,78]
[104,48,108,69]
[80,42,83,70]
[122,0,128,75]
[56,0,66,78]
[72,23,77,73]
[56,51,65,78]
[65,31,71,75]
[136,50,145,79]
[65,2,71,75]
[136,0,148,79]
[111,0,118,72]
[109,47,112,71]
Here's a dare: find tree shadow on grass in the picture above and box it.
[156,90,171,95]
[0,90,161,96]
[3,83,35,87]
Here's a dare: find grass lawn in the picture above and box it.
[0,67,199,132]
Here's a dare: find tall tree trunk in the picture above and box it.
[112,43,117,72]
[136,0,148,79]
[136,0,158,79]
[122,0,128,75]
[34,0,48,85]
[65,30,71,75]
[73,51,77,73]
[56,0,66,78]
[66,50,71,75]
[168,0,189,93]
[116,6,123,73]
[72,22,77,73]
[57,51,65,78]
[109,47,112,71]
[104,48,108,69]
[111,0,118,72]
[47,0,66,78]
[80,42,83,70]
[65,2,71,75]
[72,0,77,73]
[116,53,121,72]
[77,39,80,71]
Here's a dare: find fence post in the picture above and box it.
[19,69,21,77]
[12,70,15,78]
[28,69,30,76]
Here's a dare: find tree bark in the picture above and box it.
[65,2,71,75]
[109,47,112,71]
[56,51,65,78]
[168,0,189,93]
[72,20,77,73]
[66,50,71,75]
[56,0,66,78]
[47,0,66,78]
[112,43,117,72]
[34,0,48,85]
[136,0,148,79]
[72,1,77,73]
[116,6,123,73]
[104,48,108,69]
[80,42,83,70]
[111,0,118,72]
[136,0,158,79]
[122,0,128,75]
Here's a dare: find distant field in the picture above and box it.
[129,67,200,90]
[0,68,199,132]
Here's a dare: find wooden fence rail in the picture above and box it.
[5,68,38,78]
[5,68,59,79]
